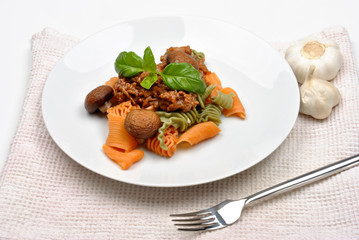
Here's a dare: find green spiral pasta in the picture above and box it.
[155,119,172,151]
[156,109,199,132]
[191,49,205,61]
[156,109,200,150]
[211,90,235,109]
[198,85,216,108]
[156,103,223,150]
[198,103,222,126]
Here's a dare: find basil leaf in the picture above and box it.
[140,72,158,89]
[143,46,157,72]
[161,63,206,94]
[115,51,144,77]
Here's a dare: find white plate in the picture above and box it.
[42,16,299,187]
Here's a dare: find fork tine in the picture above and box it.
[170,210,221,231]
[170,210,211,218]
[173,217,216,226]
[172,215,213,222]
[177,222,221,231]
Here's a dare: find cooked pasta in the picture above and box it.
[156,102,222,150]
[221,87,246,119]
[105,114,138,152]
[156,109,199,150]
[211,90,235,110]
[107,100,139,118]
[205,72,223,90]
[105,76,119,87]
[102,144,144,170]
[198,103,222,125]
[177,121,221,146]
[198,84,216,108]
[156,109,199,132]
[146,126,179,157]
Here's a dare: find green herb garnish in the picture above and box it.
[142,47,157,72]
[114,51,144,77]
[160,63,206,94]
[140,72,158,90]
[114,47,205,94]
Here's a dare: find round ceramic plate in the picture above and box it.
[42,16,299,187]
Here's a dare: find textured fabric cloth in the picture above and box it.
[0,26,358,239]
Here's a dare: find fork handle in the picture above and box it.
[244,154,359,205]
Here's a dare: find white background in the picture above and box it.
[0,0,358,171]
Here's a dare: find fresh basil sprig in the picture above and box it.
[160,63,206,94]
[142,47,157,72]
[114,51,144,77]
[114,47,205,94]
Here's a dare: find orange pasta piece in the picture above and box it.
[220,87,246,119]
[103,144,144,170]
[146,126,179,157]
[107,101,139,118]
[205,72,223,102]
[105,76,119,88]
[205,72,223,90]
[105,114,138,152]
[104,101,142,169]
[177,121,221,146]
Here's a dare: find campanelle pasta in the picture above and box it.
[147,126,179,157]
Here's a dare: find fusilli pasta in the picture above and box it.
[211,90,235,109]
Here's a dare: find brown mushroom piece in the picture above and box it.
[124,109,162,142]
[166,50,199,70]
[84,85,114,113]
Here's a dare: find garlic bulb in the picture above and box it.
[300,66,340,119]
[285,38,343,84]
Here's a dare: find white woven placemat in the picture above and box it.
[0,27,358,239]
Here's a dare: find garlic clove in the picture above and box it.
[285,37,343,84]
[299,66,341,119]
[300,79,341,119]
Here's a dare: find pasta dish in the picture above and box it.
[84,46,246,170]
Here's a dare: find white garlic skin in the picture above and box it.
[300,76,341,119]
[285,38,343,84]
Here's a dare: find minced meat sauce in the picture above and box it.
[112,46,210,112]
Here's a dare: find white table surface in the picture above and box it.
[1,0,358,172]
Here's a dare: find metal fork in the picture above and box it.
[170,154,359,231]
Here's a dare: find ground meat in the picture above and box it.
[113,46,209,112]
[113,76,198,112]
[158,90,198,112]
